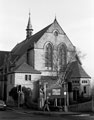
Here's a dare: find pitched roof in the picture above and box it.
[10,18,72,63]
[69,61,91,79]
[0,51,9,68]
[12,62,41,74]
[11,24,52,57]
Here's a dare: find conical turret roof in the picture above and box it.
[26,12,33,30]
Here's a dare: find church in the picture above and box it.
[0,13,91,108]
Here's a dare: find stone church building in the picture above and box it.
[0,14,91,107]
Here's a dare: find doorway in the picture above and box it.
[73,89,79,101]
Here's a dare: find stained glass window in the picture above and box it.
[58,44,66,68]
[45,43,53,68]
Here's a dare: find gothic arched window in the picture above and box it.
[58,44,67,68]
[45,43,53,68]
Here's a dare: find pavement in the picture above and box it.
[7,106,87,116]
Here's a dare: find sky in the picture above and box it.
[0,0,94,78]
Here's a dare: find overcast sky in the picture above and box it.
[0,0,94,77]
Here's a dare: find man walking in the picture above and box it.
[43,97,50,111]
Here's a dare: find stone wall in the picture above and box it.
[69,100,94,112]
[7,72,41,102]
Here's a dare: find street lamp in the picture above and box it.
[64,82,68,112]
[17,85,22,108]
[61,64,70,112]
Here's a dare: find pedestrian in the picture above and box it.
[43,97,50,111]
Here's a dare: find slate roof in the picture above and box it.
[11,24,52,57]
[12,62,41,74]
[40,61,91,89]
[9,23,52,64]
[0,51,9,68]
[69,61,91,79]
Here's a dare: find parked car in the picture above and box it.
[0,100,7,110]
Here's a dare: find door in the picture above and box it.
[73,89,79,101]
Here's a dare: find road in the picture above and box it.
[0,109,94,120]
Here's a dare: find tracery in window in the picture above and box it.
[58,44,67,69]
[45,43,53,69]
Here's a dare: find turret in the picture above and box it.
[26,12,33,39]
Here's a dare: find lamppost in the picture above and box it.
[17,85,22,108]
[61,64,70,112]
[63,82,68,112]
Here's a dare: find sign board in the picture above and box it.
[46,87,64,98]
[52,89,61,95]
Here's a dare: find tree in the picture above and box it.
[22,87,32,104]
[9,86,32,106]
[44,45,76,82]
[43,46,77,111]
[9,87,18,102]
[76,48,86,60]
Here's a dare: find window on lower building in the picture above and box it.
[25,75,28,81]
[29,75,31,81]
[72,80,79,84]
[25,75,31,81]
[82,80,87,83]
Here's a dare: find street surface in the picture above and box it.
[0,109,94,120]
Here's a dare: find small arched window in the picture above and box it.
[45,43,53,69]
[58,44,67,68]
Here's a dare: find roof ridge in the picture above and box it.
[13,62,41,74]
[0,50,10,53]
[29,23,52,39]
[11,23,52,57]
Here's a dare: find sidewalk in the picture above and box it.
[7,106,82,116]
